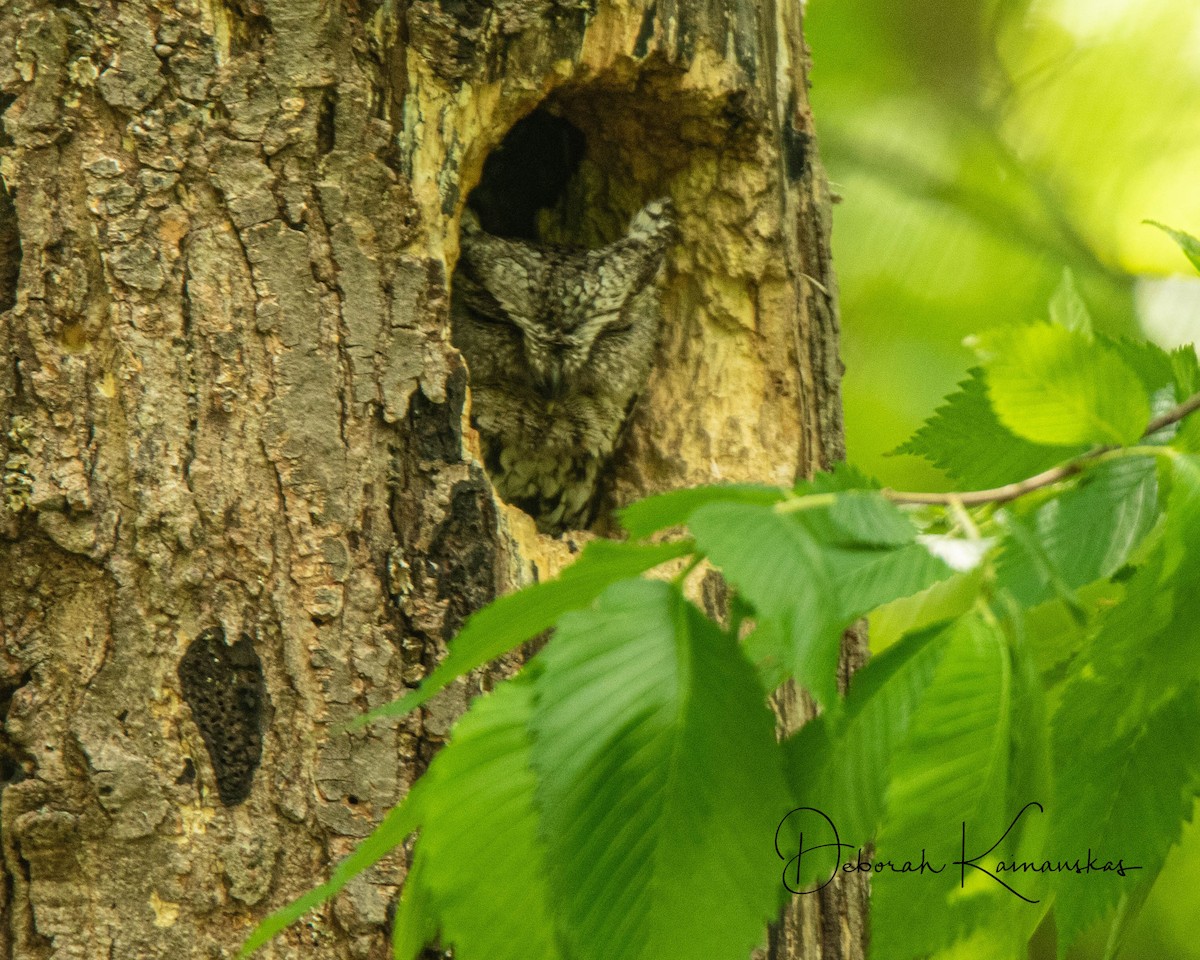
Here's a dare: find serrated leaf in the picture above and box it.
[1102,334,1176,401]
[871,613,1016,960]
[823,490,919,547]
[827,539,954,621]
[1170,344,1200,396]
[689,501,842,705]
[789,621,951,854]
[984,324,1149,447]
[1050,689,1200,948]
[691,500,951,705]
[1047,460,1200,950]
[894,368,1085,487]
[350,538,692,727]
[400,678,558,960]
[1146,220,1200,273]
[618,484,785,540]
[1048,269,1093,337]
[531,580,790,960]
[1163,453,1200,577]
[869,570,983,652]
[1051,557,1199,760]
[994,456,1158,606]
[807,461,881,492]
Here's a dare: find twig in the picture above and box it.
[883,389,1200,507]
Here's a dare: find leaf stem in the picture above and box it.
[947,496,982,540]
[884,389,1200,507]
[672,553,704,586]
[773,492,839,514]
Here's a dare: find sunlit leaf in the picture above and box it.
[1145,221,1200,273]
[1048,269,1093,337]
[982,324,1149,447]
[894,369,1085,487]
[869,570,983,651]
[689,502,842,705]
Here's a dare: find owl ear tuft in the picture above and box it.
[460,207,483,236]
[627,198,676,246]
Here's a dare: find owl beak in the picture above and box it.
[537,366,566,400]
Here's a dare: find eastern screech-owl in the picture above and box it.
[451,199,676,534]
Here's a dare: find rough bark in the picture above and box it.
[0,0,861,958]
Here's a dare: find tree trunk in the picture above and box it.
[0,0,861,958]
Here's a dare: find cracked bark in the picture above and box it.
[0,0,863,957]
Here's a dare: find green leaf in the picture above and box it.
[1145,220,1200,273]
[872,613,1016,960]
[349,538,692,727]
[1048,269,1094,337]
[1047,461,1200,950]
[885,613,1013,843]
[618,484,785,540]
[894,368,1085,487]
[1176,405,1200,455]
[789,620,951,854]
[983,324,1150,447]
[241,789,425,957]
[688,501,842,705]
[869,569,983,651]
[1162,452,1200,577]
[1020,580,1122,677]
[1103,334,1177,402]
[827,539,954,622]
[1005,613,1053,860]
[1050,688,1200,948]
[1100,878,1158,960]
[391,848,437,960]
[806,460,883,494]
[994,456,1158,606]
[1170,344,1200,396]
[531,580,790,960]
[823,490,919,547]
[689,499,951,704]
[398,678,558,960]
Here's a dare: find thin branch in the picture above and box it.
[885,462,1082,507]
[883,389,1200,507]
[1145,389,1200,436]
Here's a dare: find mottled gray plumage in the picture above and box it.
[451,199,676,533]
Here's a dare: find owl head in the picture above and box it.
[451,199,676,400]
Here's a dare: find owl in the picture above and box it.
[450,199,676,534]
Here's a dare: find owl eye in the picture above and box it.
[589,310,631,337]
[598,321,633,337]
[471,307,519,331]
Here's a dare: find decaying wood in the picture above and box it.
[0,0,859,956]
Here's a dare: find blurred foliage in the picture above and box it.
[807,2,1200,959]
[806,0,1200,491]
